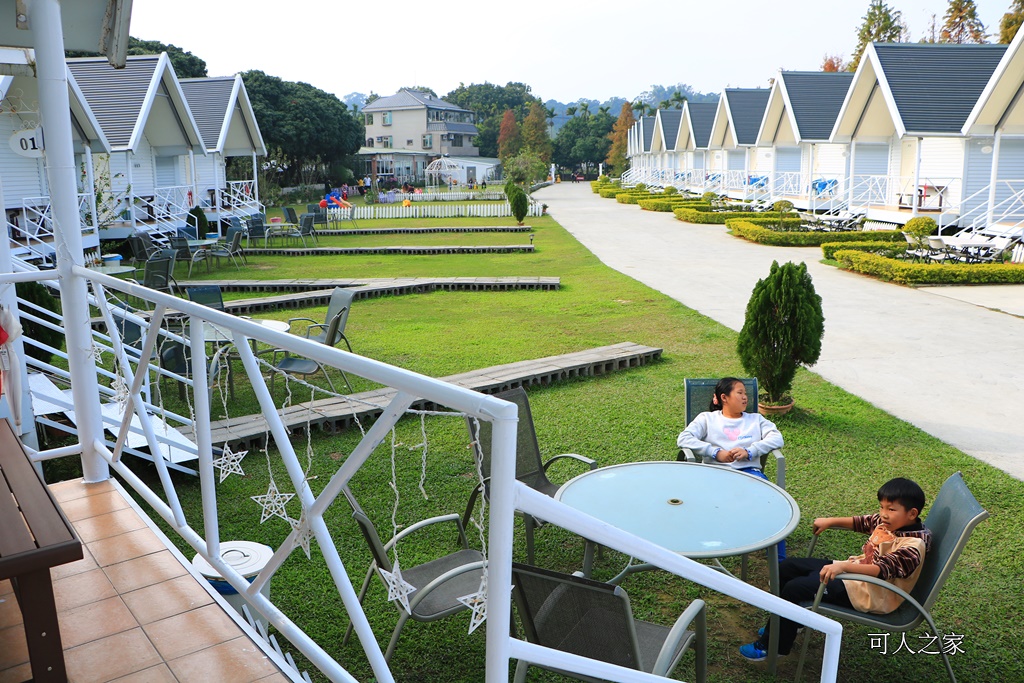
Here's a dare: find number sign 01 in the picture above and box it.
[10,127,44,158]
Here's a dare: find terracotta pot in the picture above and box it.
[758,401,794,417]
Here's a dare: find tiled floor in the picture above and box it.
[0,478,291,683]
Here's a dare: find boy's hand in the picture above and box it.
[812,517,832,535]
[820,561,847,583]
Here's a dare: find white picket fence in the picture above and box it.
[350,201,543,220]
[389,190,506,202]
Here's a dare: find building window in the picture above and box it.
[382,136,393,148]
[451,134,463,147]
[366,138,374,147]
[422,134,433,149]
[365,113,373,125]
[382,111,392,126]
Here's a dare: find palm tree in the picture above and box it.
[670,90,687,109]
[566,106,577,117]
[658,100,672,110]
[632,100,646,116]
[579,102,591,118]
[598,105,611,116]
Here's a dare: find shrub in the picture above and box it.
[634,183,647,190]
[902,216,937,249]
[726,219,903,246]
[663,186,678,195]
[834,250,1024,285]
[187,206,209,235]
[737,261,824,404]
[675,207,783,224]
[821,241,906,260]
[507,184,529,224]
[701,192,718,202]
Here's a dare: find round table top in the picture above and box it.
[556,461,800,558]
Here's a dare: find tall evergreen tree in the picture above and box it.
[941,0,988,43]
[605,103,635,177]
[497,110,522,162]
[850,0,907,71]
[999,0,1024,42]
[521,101,552,164]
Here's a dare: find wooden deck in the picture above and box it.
[0,479,295,683]
[183,342,664,450]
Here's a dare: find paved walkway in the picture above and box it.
[536,183,1024,481]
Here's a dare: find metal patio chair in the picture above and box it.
[209,229,246,269]
[463,386,596,565]
[511,562,707,683]
[341,486,486,661]
[795,471,989,683]
[288,286,354,353]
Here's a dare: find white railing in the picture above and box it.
[350,201,543,220]
[721,170,747,192]
[14,194,96,264]
[1,263,845,683]
[226,180,266,217]
[772,171,806,198]
[394,190,506,201]
[848,174,961,214]
[945,179,1024,236]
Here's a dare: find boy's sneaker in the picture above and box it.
[739,641,768,662]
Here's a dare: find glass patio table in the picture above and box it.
[555,460,800,673]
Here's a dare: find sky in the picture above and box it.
[128,0,1012,104]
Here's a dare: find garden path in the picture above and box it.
[537,183,1024,481]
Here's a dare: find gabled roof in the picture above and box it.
[709,89,770,149]
[758,71,853,145]
[67,53,205,153]
[963,26,1024,135]
[679,101,719,150]
[180,75,267,157]
[833,42,1006,140]
[642,116,656,152]
[655,109,683,151]
[1,68,111,154]
[363,88,471,113]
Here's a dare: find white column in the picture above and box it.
[986,131,1002,228]
[911,137,922,217]
[125,151,137,230]
[251,151,260,205]
[30,0,107,481]
[84,145,97,231]
[847,141,858,207]
[189,148,199,208]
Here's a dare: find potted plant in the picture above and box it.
[737,261,824,415]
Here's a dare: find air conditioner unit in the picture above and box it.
[376,136,383,142]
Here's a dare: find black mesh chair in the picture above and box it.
[511,562,707,683]
[795,471,989,683]
[184,285,225,311]
[341,487,485,661]
[463,387,596,564]
[677,377,785,488]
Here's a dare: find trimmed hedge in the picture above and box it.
[726,219,903,246]
[599,187,627,198]
[638,198,713,212]
[617,193,648,204]
[674,207,784,224]
[821,241,906,260]
[835,250,1024,285]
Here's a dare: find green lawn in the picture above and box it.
[76,213,1022,683]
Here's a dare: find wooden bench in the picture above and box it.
[0,419,82,682]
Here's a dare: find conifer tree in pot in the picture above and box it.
[737,261,824,413]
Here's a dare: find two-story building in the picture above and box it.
[360,89,498,186]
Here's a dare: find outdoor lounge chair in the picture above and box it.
[184,285,225,312]
[246,215,271,247]
[130,257,178,296]
[283,213,318,247]
[209,229,246,269]
[288,287,354,353]
[169,236,208,276]
[510,562,707,683]
[463,386,596,565]
[677,378,785,488]
[341,486,486,662]
[794,471,988,683]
